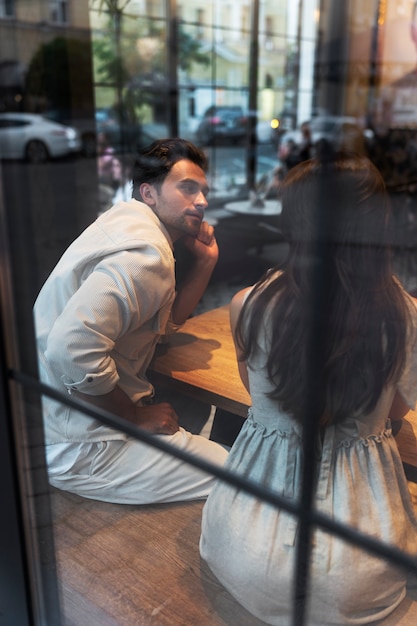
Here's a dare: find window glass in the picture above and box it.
[0,0,14,18]
[49,0,68,24]
[2,1,417,624]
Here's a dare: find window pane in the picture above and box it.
[2,2,417,625]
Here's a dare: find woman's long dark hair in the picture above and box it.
[236,153,410,425]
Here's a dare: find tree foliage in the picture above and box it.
[25,37,94,111]
[177,27,210,72]
[92,0,210,84]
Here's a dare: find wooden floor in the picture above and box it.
[51,483,417,626]
[51,489,266,626]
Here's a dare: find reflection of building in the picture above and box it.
[4,1,414,139]
[177,0,289,119]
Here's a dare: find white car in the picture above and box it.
[0,113,81,163]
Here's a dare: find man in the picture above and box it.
[34,138,228,504]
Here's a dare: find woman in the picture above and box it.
[200,153,417,625]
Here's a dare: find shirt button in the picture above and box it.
[87,377,93,383]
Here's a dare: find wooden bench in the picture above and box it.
[51,485,417,626]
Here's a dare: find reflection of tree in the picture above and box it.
[92,0,209,129]
[25,37,94,112]
[93,0,132,152]
[178,28,210,73]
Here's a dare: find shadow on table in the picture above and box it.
[154,333,221,371]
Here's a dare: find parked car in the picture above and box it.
[278,115,371,161]
[196,105,248,145]
[0,113,81,163]
[45,109,97,157]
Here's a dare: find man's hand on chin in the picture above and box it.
[182,221,219,265]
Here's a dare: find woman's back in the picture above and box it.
[201,284,417,625]
[200,154,417,625]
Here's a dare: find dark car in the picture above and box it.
[278,116,373,162]
[196,105,247,145]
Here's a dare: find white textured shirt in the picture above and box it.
[34,199,177,444]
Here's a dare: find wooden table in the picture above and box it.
[150,305,250,417]
[150,304,417,480]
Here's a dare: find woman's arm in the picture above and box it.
[229,287,253,393]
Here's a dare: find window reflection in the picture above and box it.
[2,1,417,624]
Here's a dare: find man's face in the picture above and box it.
[144,159,209,241]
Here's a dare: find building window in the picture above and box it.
[241,5,249,36]
[49,0,68,24]
[0,0,14,18]
[265,15,274,37]
[265,15,275,50]
[196,8,205,38]
[145,0,155,18]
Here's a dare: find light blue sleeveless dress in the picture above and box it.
[200,288,417,625]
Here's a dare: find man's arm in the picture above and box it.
[72,385,180,435]
[171,221,219,325]
[44,259,179,435]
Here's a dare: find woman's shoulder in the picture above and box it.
[230,286,252,309]
[230,270,282,312]
[230,287,253,333]
[392,276,417,316]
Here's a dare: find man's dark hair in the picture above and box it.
[131,138,208,200]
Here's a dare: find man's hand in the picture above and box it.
[72,387,179,436]
[171,221,219,326]
[133,402,180,435]
[182,220,219,265]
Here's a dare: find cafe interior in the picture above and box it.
[2,0,417,624]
